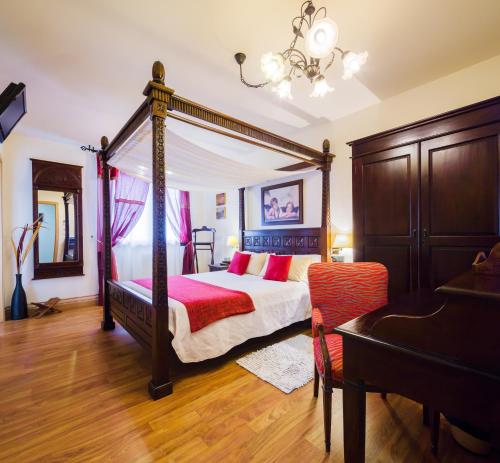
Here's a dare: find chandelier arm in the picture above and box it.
[301,0,314,27]
[286,35,300,57]
[304,14,312,29]
[312,6,327,23]
[283,47,308,67]
[323,52,336,72]
[300,0,313,16]
[290,62,306,76]
[290,14,306,46]
[238,64,270,89]
[334,46,345,55]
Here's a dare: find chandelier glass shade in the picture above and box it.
[235,0,368,99]
[305,17,339,59]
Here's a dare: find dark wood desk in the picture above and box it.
[335,272,500,463]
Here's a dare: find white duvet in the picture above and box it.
[122,271,312,362]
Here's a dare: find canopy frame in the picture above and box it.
[99,61,334,400]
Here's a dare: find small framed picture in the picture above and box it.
[261,179,303,226]
[216,192,226,206]
[216,206,226,220]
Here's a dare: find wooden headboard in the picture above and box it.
[241,228,322,256]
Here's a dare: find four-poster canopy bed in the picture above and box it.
[99,60,334,399]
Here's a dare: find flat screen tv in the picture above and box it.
[0,82,27,143]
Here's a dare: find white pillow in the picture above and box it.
[302,254,322,264]
[258,253,274,277]
[288,255,315,282]
[244,252,268,276]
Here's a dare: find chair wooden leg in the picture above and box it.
[380,392,387,400]
[423,404,430,426]
[313,366,319,398]
[430,410,440,455]
[323,386,333,452]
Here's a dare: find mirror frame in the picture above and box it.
[31,159,84,279]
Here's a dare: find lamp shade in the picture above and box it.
[305,17,339,59]
[333,233,353,248]
[226,235,239,248]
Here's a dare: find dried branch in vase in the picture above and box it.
[10,218,43,274]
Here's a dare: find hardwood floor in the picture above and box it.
[0,306,497,463]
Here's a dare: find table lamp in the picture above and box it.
[225,235,239,263]
[332,232,353,262]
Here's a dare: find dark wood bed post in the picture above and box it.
[144,61,174,399]
[320,139,333,262]
[238,187,246,251]
[100,136,115,331]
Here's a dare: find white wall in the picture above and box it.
[190,189,240,271]
[1,132,98,309]
[190,169,326,269]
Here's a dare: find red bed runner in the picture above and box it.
[132,276,255,333]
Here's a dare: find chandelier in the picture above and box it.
[234,1,368,99]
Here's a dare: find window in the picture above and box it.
[121,188,181,246]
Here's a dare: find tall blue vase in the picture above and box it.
[11,274,28,320]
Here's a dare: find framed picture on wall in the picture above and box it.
[216,206,226,220]
[261,179,303,226]
[216,192,226,206]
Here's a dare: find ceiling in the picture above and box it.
[1,0,500,152]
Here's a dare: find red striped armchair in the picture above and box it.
[308,262,388,452]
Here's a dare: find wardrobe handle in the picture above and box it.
[423,229,428,238]
[412,229,417,238]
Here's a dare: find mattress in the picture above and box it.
[121,271,312,362]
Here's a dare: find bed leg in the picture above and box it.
[101,315,115,331]
[101,282,115,331]
[100,137,115,332]
[148,379,173,400]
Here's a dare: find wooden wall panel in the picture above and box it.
[365,245,413,296]
[363,155,411,236]
[428,136,498,235]
[428,246,494,289]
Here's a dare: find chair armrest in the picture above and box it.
[317,324,332,376]
[312,308,324,337]
[312,307,336,336]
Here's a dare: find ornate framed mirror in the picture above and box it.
[31,159,84,279]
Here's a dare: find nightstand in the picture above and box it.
[208,262,229,272]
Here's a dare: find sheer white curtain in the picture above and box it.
[114,188,184,280]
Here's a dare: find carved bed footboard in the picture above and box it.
[108,281,153,351]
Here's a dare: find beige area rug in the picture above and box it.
[236,334,314,394]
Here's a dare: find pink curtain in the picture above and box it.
[97,158,149,304]
[180,191,195,274]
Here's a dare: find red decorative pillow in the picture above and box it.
[263,255,293,282]
[227,251,251,275]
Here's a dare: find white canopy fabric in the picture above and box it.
[108,117,315,191]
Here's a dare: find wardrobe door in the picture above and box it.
[353,144,419,298]
[420,123,500,288]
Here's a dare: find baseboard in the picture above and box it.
[57,294,99,310]
[3,294,99,321]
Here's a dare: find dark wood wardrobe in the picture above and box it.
[350,96,500,297]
